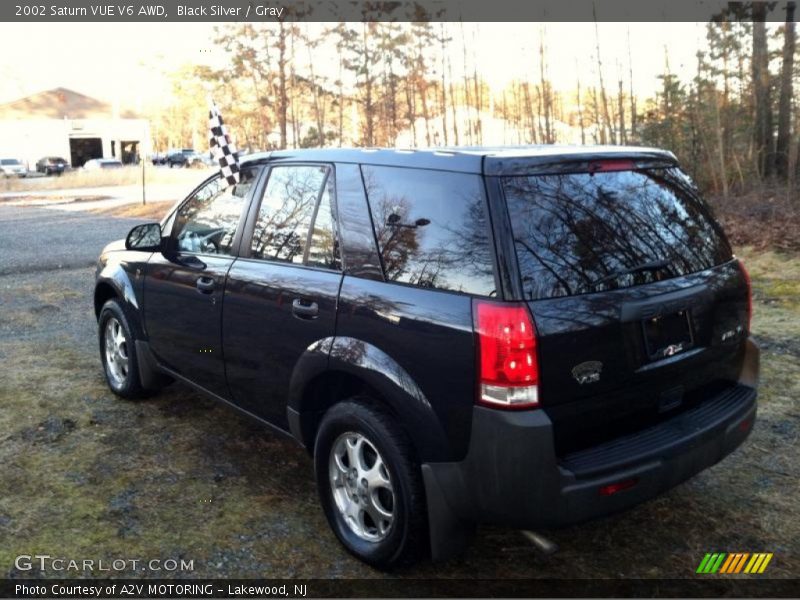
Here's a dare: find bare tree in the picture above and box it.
[752,2,775,179]
[776,1,796,180]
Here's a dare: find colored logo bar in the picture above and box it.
[696,552,773,574]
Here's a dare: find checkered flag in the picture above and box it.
[209,101,240,186]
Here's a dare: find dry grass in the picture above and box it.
[1,252,798,581]
[0,165,212,192]
[709,188,800,252]
[91,200,175,221]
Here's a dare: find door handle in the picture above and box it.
[291,298,319,319]
[196,277,215,294]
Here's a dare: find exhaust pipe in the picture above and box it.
[521,530,559,557]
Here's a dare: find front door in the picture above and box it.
[144,166,262,397]
[223,164,343,427]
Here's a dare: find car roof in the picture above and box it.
[239,145,678,175]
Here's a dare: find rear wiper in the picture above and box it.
[590,259,670,289]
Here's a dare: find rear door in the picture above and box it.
[222,163,342,427]
[144,166,261,397]
[500,164,750,453]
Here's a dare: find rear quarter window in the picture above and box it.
[503,167,733,299]
[362,165,496,297]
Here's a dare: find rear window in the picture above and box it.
[362,165,496,297]
[503,167,733,299]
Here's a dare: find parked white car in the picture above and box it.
[0,158,27,178]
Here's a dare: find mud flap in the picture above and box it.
[422,464,476,562]
[135,340,171,390]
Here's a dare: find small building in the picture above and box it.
[0,87,150,168]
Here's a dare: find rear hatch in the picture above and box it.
[500,160,750,456]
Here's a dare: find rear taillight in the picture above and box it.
[738,259,752,332]
[473,300,539,409]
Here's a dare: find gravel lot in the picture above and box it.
[0,204,797,590]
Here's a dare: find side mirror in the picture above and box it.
[125,222,162,251]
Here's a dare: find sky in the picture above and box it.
[0,22,714,109]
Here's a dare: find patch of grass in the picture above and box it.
[0,166,212,193]
[91,200,174,221]
[737,246,800,280]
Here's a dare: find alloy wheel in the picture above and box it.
[329,432,395,542]
[103,317,129,387]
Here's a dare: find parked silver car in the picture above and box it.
[0,158,27,178]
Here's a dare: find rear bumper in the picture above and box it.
[423,338,759,558]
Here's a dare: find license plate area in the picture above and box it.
[642,309,694,361]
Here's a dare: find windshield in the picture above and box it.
[1,159,21,165]
[503,167,733,299]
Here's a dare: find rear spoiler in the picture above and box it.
[484,151,678,177]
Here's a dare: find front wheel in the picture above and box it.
[314,399,428,568]
[98,299,148,399]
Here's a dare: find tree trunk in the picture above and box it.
[447,53,459,145]
[472,60,483,144]
[289,26,299,148]
[304,27,324,147]
[539,33,552,143]
[277,22,289,150]
[627,27,637,139]
[362,23,374,146]
[405,79,417,147]
[752,3,775,179]
[576,73,586,145]
[713,85,729,198]
[593,6,615,144]
[617,78,626,144]
[337,53,344,147]
[440,23,449,146]
[459,23,473,145]
[776,1,796,180]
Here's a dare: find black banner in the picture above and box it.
[2,578,800,598]
[3,0,799,23]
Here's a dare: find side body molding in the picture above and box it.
[286,336,449,458]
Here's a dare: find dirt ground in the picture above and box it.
[0,214,798,582]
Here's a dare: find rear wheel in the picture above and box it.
[314,399,428,568]
[98,299,148,399]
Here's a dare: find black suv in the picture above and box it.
[166,148,203,168]
[94,147,759,568]
[35,156,69,175]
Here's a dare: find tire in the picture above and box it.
[314,398,428,568]
[98,299,149,399]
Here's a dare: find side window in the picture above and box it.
[249,165,330,265]
[172,167,258,255]
[362,165,496,297]
[306,177,341,270]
